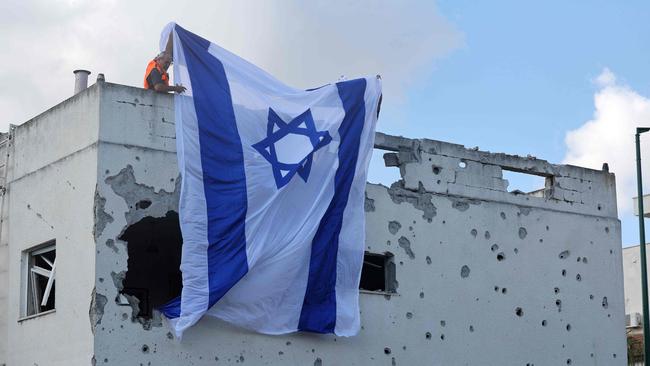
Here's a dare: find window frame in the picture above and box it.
[20,240,56,320]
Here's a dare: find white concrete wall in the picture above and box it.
[0,86,100,365]
[91,84,626,366]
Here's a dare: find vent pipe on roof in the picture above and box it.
[73,69,91,94]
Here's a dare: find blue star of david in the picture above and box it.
[252,108,332,189]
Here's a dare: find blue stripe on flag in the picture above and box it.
[298,78,367,333]
[160,25,249,318]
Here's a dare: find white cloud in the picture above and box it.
[563,68,650,213]
[0,0,461,131]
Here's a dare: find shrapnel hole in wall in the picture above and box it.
[119,211,182,319]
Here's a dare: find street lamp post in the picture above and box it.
[635,127,650,363]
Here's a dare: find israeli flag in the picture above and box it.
[159,23,382,338]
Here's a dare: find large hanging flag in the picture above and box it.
[159,23,382,338]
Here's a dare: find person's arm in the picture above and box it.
[154,83,186,93]
[149,68,186,93]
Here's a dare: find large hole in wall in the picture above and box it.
[502,168,552,196]
[119,211,182,319]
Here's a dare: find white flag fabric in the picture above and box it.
[159,23,382,338]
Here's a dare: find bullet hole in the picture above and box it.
[566,324,571,331]
[582,257,588,264]
[469,325,474,332]
[135,156,141,161]
[541,320,547,327]
[436,179,441,184]
[501,288,507,294]
[613,353,617,358]
[484,231,491,240]
[278,351,283,355]
[566,359,572,364]
[388,221,402,235]
[491,244,499,252]
[432,166,441,175]
[122,313,128,320]
[554,287,560,294]
[589,294,594,300]
[500,212,506,220]
[546,225,549,231]
[398,236,415,259]
[460,265,470,278]
[426,256,432,265]
[555,299,562,312]
[440,334,445,340]
[496,252,506,261]
[576,274,582,281]
[602,297,608,309]
[514,248,519,254]
[539,239,543,243]
[470,229,478,237]
[558,250,570,259]
[597,204,602,211]
[135,199,152,210]
[314,358,322,366]
[166,332,173,340]
[518,227,527,239]
[561,269,567,277]
[440,320,446,327]
[406,312,413,319]
[286,341,291,346]
[419,291,424,299]
[141,345,150,354]
[384,347,391,355]
[610,249,613,254]
[425,332,432,340]
[576,257,581,262]
[494,286,500,292]
[605,227,609,233]
[515,307,523,317]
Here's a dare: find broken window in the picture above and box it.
[359,251,397,293]
[24,242,56,316]
[119,211,182,319]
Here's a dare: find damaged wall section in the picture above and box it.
[90,84,625,366]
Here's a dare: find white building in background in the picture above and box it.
[0,80,626,365]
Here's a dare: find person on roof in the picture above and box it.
[144,33,186,93]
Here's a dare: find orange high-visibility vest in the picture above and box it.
[144,60,169,89]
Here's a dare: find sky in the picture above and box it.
[1,0,649,246]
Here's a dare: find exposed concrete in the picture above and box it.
[89,288,108,335]
[0,83,627,365]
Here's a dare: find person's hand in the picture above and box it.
[174,84,187,93]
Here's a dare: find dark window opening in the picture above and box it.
[119,211,182,319]
[360,251,396,293]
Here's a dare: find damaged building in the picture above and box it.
[0,79,626,365]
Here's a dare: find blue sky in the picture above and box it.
[368,0,650,246]
[1,1,649,246]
